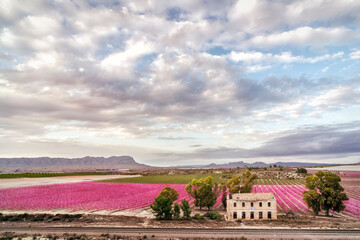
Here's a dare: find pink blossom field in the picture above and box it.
[252,184,360,219]
[1,182,359,219]
[0,182,190,211]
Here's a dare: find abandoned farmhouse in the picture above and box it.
[227,193,277,220]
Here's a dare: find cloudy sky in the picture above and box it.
[0,0,359,166]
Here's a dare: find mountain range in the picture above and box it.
[0,156,154,173]
[176,161,333,169]
[0,156,337,173]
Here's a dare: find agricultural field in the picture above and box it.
[100,173,224,184]
[252,184,360,219]
[0,182,190,211]
[1,181,359,220]
[1,170,359,221]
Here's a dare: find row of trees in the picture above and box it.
[150,187,191,220]
[151,170,258,219]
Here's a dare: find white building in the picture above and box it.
[227,193,277,220]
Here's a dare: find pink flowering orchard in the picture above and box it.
[1,182,359,219]
[252,184,360,219]
[0,182,189,211]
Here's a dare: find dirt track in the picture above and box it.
[2,226,360,239]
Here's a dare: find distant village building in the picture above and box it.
[226,193,277,220]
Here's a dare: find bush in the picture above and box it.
[150,196,173,220]
[192,213,204,220]
[173,202,180,219]
[180,199,192,220]
[204,211,222,220]
[296,168,307,174]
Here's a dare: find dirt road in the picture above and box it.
[2,226,360,239]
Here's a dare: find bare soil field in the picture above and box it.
[0,175,141,189]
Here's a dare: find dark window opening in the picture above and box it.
[251,202,254,207]
[259,202,262,207]
[268,212,272,219]
[233,212,237,219]
[242,202,245,207]
[268,202,271,207]
[234,202,237,207]
[242,212,246,219]
[229,194,232,199]
[259,212,263,219]
[250,212,254,219]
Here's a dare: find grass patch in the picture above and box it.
[100,174,223,184]
[0,172,114,179]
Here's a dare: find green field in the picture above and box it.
[0,172,115,179]
[101,175,305,185]
[100,174,225,184]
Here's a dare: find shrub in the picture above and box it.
[180,199,192,220]
[193,213,204,220]
[173,202,180,219]
[296,168,307,174]
[150,196,173,220]
[204,211,222,220]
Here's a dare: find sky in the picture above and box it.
[0,0,359,166]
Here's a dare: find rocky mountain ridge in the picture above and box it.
[0,156,154,173]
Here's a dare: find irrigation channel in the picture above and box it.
[2,226,360,238]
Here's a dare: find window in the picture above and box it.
[251,202,254,207]
[233,212,237,219]
[268,212,272,219]
[242,212,246,219]
[242,202,245,207]
[234,202,237,207]
[268,202,271,207]
[259,212,263,219]
[229,194,232,199]
[250,212,254,219]
[259,202,262,207]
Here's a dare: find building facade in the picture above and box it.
[226,193,277,220]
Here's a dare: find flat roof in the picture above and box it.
[230,193,275,201]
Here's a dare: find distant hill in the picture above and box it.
[176,161,333,169]
[0,156,154,173]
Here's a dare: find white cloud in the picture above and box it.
[309,87,360,107]
[248,27,357,48]
[228,51,344,64]
[349,50,360,59]
[101,39,155,71]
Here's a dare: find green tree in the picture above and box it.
[221,191,227,209]
[303,189,321,215]
[303,171,348,216]
[157,187,179,202]
[240,170,257,193]
[226,170,257,194]
[296,168,307,174]
[185,176,220,210]
[226,175,241,194]
[150,195,173,220]
[173,202,180,219]
[180,199,192,219]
